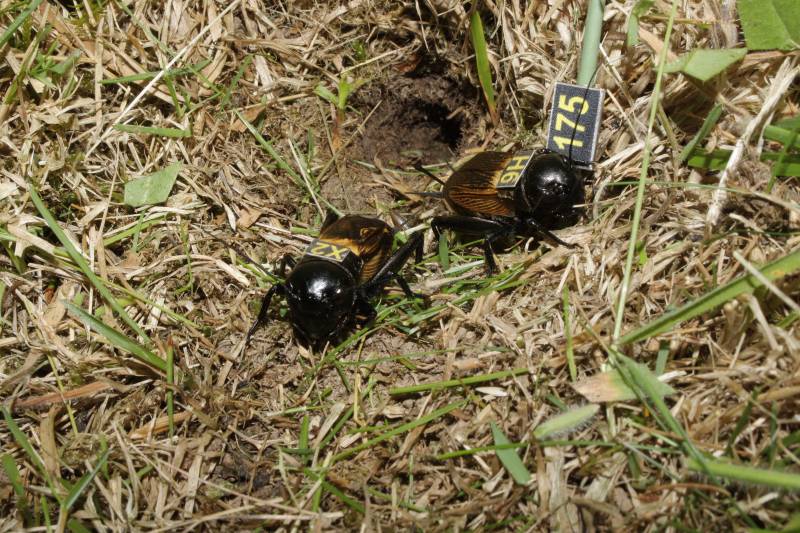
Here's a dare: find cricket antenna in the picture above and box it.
[414,162,447,186]
[567,60,604,167]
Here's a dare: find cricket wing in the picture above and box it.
[319,216,394,283]
[444,151,516,217]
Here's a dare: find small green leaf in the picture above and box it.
[490,422,531,485]
[664,48,747,82]
[1,454,25,499]
[124,162,181,208]
[314,84,338,106]
[626,0,654,47]
[738,0,800,51]
[114,124,191,138]
[532,404,600,440]
[470,10,497,123]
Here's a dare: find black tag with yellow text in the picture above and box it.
[496,150,534,191]
[304,239,352,263]
[546,82,604,165]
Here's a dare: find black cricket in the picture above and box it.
[419,148,584,274]
[246,212,425,345]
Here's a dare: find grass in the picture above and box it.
[2,0,799,530]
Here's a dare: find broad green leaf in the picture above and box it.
[626,0,654,47]
[532,404,599,439]
[738,0,800,51]
[124,162,181,208]
[490,422,531,485]
[664,48,747,82]
[114,124,191,138]
[573,369,675,403]
[470,10,497,123]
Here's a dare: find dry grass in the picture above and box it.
[1,0,799,531]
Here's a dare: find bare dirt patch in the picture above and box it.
[353,59,481,167]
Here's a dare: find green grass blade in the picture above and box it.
[64,302,166,373]
[389,368,528,396]
[680,103,723,161]
[436,442,525,460]
[687,457,800,491]
[615,352,708,470]
[626,0,654,47]
[166,342,175,438]
[332,400,467,462]
[1,453,26,499]
[62,448,110,512]
[767,117,800,192]
[321,480,365,514]
[469,10,497,123]
[612,0,679,342]
[113,124,191,138]
[618,248,800,346]
[490,422,531,485]
[2,407,60,503]
[28,184,149,341]
[99,60,212,85]
[234,110,301,183]
[562,285,576,382]
[577,0,604,85]
[0,0,44,49]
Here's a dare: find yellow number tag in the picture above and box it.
[306,239,351,262]
[497,151,534,190]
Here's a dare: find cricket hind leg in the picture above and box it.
[430,215,514,274]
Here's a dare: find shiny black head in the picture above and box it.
[284,259,357,342]
[517,152,584,228]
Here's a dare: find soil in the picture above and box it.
[352,58,482,168]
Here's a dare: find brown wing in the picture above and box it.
[319,216,393,283]
[444,151,516,217]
